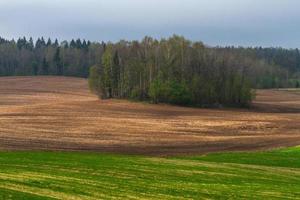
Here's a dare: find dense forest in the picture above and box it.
[0,35,299,107]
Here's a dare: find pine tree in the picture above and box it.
[32,61,38,75]
[76,39,82,49]
[42,57,49,75]
[35,38,42,49]
[54,48,63,75]
[40,37,46,46]
[28,37,34,50]
[46,38,52,46]
[70,39,76,48]
[53,39,59,48]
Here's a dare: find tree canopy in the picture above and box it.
[0,35,299,107]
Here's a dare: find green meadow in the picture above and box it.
[0,147,300,200]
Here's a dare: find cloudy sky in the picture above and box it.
[0,0,299,47]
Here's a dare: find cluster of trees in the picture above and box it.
[0,35,299,107]
[89,36,254,107]
[0,36,104,77]
[220,47,300,88]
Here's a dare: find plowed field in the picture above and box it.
[0,76,299,155]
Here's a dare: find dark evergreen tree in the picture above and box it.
[32,61,38,75]
[46,38,52,46]
[42,57,49,75]
[54,48,63,75]
[40,37,46,46]
[28,37,34,50]
[35,38,43,49]
[53,39,59,48]
[76,39,82,49]
[70,39,76,48]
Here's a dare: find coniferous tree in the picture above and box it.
[53,39,59,48]
[28,37,34,50]
[76,39,82,49]
[40,37,46,46]
[42,57,49,75]
[54,48,63,75]
[32,61,38,75]
[46,38,52,46]
[70,39,76,48]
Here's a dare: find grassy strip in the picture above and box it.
[0,147,299,199]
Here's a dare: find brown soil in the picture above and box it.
[0,76,299,156]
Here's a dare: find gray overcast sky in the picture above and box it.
[0,0,300,47]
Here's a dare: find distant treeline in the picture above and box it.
[0,35,299,107]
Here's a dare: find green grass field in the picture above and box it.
[0,147,300,200]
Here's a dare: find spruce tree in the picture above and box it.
[54,48,63,75]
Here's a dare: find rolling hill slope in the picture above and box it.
[0,76,299,155]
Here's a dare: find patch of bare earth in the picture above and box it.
[0,76,299,156]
